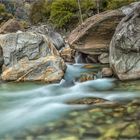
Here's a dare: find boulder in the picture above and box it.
[98,53,109,64]
[68,10,124,55]
[0,19,23,34]
[101,68,113,77]
[76,73,94,82]
[28,25,65,50]
[110,3,140,80]
[67,2,140,56]
[60,45,75,62]
[0,32,66,82]
[75,52,98,63]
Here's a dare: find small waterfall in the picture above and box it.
[75,52,87,64]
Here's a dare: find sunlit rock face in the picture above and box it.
[110,3,140,80]
[0,32,66,82]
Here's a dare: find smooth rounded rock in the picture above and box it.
[0,32,66,82]
[110,3,140,80]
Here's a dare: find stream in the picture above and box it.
[0,64,140,140]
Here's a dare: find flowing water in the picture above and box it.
[0,64,140,140]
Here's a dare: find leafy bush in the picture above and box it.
[106,0,139,10]
[30,0,53,24]
[50,0,78,28]
[0,4,13,25]
[0,4,5,13]
[29,0,96,27]
[30,0,45,24]
[50,0,96,28]
[29,0,139,28]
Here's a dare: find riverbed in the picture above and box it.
[0,64,140,140]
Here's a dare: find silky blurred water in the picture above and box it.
[0,64,140,139]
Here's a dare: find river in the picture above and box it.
[0,64,140,140]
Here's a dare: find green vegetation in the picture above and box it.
[30,0,54,24]
[50,0,96,28]
[0,3,5,13]
[107,0,139,10]
[1,0,139,28]
[29,0,96,28]
[0,4,13,25]
[29,0,139,29]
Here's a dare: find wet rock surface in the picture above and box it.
[110,3,140,80]
[101,67,113,77]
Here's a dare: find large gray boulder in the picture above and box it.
[28,25,65,50]
[110,3,140,80]
[0,32,66,82]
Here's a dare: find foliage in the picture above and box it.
[0,4,5,13]
[0,4,13,25]
[29,0,96,28]
[50,0,96,28]
[106,0,139,10]
[30,0,53,24]
[50,0,78,28]
[28,0,139,28]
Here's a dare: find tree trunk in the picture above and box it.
[96,0,100,14]
[77,0,83,24]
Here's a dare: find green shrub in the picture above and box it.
[29,0,45,24]
[50,0,78,28]
[30,0,53,24]
[106,0,139,10]
[0,4,13,25]
[29,0,139,28]
[0,4,5,13]
[50,0,96,28]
